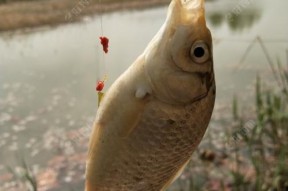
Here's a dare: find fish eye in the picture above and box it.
[190,41,210,64]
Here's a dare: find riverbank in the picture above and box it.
[0,0,169,32]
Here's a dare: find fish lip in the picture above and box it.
[180,0,205,10]
[172,0,206,26]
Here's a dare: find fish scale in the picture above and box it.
[87,85,215,190]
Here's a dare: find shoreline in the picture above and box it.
[0,0,169,33]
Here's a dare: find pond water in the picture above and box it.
[0,0,287,190]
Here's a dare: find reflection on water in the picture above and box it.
[209,11,262,31]
[207,0,262,32]
[209,13,224,28]
[0,0,288,190]
[228,12,261,31]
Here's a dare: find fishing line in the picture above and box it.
[96,0,109,106]
[99,0,104,36]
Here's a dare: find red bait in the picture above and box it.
[100,36,109,53]
[96,81,105,92]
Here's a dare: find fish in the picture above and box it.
[85,0,215,190]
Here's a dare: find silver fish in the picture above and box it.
[85,0,215,190]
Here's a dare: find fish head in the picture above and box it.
[145,0,214,105]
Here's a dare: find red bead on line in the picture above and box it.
[96,81,105,92]
[100,36,109,53]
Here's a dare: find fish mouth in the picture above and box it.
[180,0,206,25]
[180,0,204,10]
[165,0,207,35]
[176,0,205,14]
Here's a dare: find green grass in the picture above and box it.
[7,158,38,191]
[231,75,288,190]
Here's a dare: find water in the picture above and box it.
[0,0,287,190]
